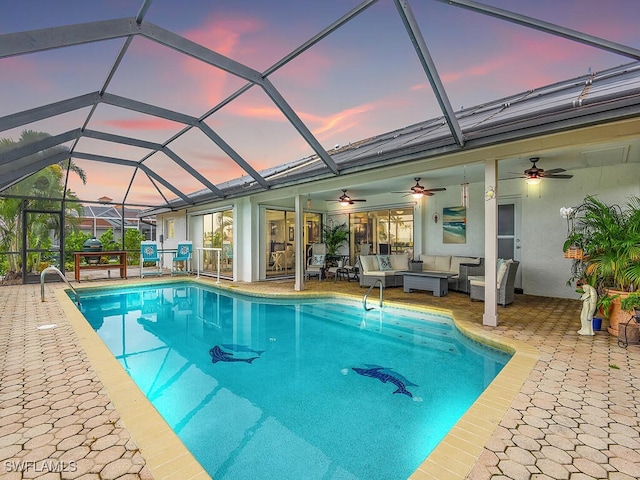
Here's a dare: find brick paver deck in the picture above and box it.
[1,274,639,479]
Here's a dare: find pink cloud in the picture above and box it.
[174,13,335,108]
[179,14,264,106]
[0,56,52,91]
[302,102,376,137]
[226,103,284,121]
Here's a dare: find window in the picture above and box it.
[166,219,175,239]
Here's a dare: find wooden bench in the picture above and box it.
[74,251,127,282]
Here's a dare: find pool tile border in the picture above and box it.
[56,279,538,480]
[56,288,211,480]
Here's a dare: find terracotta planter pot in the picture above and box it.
[605,290,636,336]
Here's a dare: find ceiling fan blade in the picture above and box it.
[424,187,446,193]
[545,174,573,179]
[351,199,367,202]
[541,168,566,175]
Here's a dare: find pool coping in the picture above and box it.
[56,278,538,480]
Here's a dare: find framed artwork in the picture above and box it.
[443,206,466,244]
[289,226,295,241]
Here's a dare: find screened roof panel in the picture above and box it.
[2,0,640,209]
[267,2,443,151]
[145,0,367,72]
[74,137,153,162]
[64,159,172,207]
[413,1,638,112]
[203,86,317,173]
[0,41,123,115]
[161,127,248,186]
[106,36,250,117]
[0,0,139,34]
[141,151,211,196]
[0,108,93,145]
[126,166,177,207]
[88,103,187,145]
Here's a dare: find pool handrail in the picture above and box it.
[363,279,383,311]
[41,266,80,305]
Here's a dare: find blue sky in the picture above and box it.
[1,0,639,204]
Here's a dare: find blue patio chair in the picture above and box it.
[140,241,161,278]
[172,241,193,276]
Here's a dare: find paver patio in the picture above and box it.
[1,274,639,479]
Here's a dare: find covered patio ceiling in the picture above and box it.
[1,0,640,210]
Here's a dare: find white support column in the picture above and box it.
[484,158,499,326]
[413,196,424,257]
[294,194,304,291]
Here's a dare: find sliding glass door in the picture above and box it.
[189,209,233,278]
[265,209,322,278]
[349,208,413,259]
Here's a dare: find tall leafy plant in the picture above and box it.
[322,221,349,259]
[564,195,640,291]
[0,130,86,273]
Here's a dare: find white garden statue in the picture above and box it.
[578,284,597,336]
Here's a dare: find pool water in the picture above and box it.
[77,282,510,480]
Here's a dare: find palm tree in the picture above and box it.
[0,131,87,274]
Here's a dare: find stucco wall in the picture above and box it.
[158,162,639,300]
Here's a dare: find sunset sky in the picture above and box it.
[1,0,639,205]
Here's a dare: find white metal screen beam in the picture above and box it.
[0,151,71,191]
[82,130,226,197]
[71,152,192,204]
[0,93,100,133]
[0,19,339,176]
[437,0,640,61]
[394,0,464,147]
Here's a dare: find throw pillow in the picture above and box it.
[311,254,325,266]
[377,255,392,271]
[496,259,511,286]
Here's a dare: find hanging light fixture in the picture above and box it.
[526,176,542,185]
[460,165,469,208]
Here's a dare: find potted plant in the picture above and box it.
[596,292,619,320]
[621,292,640,316]
[563,195,640,335]
[322,221,349,265]
[619,292,640,343]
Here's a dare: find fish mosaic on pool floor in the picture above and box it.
[352,364,417,397]
[209,345,260,364]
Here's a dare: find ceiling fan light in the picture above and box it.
[526,177,542,185]
[412,192,424,199]
[340,200,350,206]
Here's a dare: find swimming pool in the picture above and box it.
[76,281,510,479]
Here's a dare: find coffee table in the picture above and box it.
[402,271,455,297]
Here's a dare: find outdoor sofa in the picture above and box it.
[418,254,484,293]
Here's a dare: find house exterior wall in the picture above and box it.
[156,122,640,300]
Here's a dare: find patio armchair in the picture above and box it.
[140,241,162,278]
[469,260,519,306]
[171,241,193,276]
[305,254,326,281]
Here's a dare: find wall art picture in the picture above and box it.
[443,206,466,244]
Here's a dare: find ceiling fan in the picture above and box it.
[337,189,366,206]
[393,178,446,198]
[507,157,573,184]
